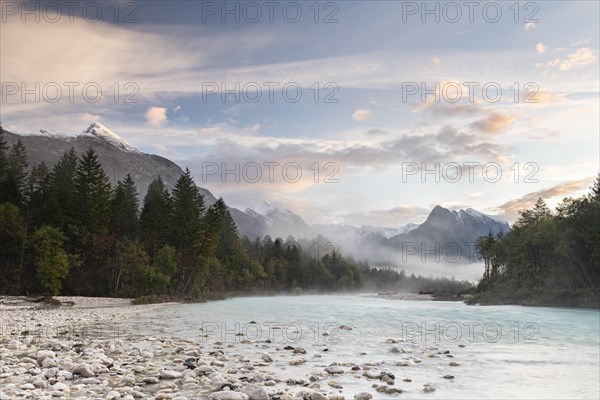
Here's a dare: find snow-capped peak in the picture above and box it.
[357,223,419,239]
[81,122,138,153]
[463,208,507,224]
[250,200,277,216]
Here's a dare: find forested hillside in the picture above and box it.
[470,179,600,308]
[0,127,472,299]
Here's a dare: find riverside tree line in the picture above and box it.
[472,178,600,307]
[0,128,471,299]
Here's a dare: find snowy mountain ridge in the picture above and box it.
[82,122,139,153]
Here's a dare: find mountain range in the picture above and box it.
[3,123,510,264]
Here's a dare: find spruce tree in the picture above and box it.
[74,148,111,234]
[27,162,52,227]
[0,125,8,198]
[171,168,205,249]
[0,203,27,294]
[110,174,139,240]
[140,176,172,256]
[170,168,205,293]
[5,140,29,207]
[49,148,78,229]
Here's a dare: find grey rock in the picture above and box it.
[324,365,344,375]
[208,391,249,400]
[72,363,94,378]
[160,370,182,379]
[293,389,327,400]
[240,384,269,400]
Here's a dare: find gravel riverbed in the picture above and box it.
[1,297,463,400]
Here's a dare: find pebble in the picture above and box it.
[106,390,121,399]
[423,384,435,392]
[73,362,94,377]
[160,369,183,379]
[325,365,344,375]
[240,384,269,400]
[208,391,250,400]
[293,389,327,400]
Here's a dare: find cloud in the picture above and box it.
[546,58,562,68]
[173,105,182,112]
[339,205,430,226]
[80,113,101,123]
[180,125,511,199]
[469,192,485,198]
[494,178,595,222]
[528,90,566,106]
[427,103,484,117]
[145,107,168,127]
[151,143,177,158]
[431,57,440,66]
[470,112,517,134]
[248,123,261,132]
[536,43,548,54]
[524,22,538,31]
[352,109,372,122]
[560,47,597,70]
[365,129,389,136]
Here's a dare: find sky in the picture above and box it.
[1,0,599,227]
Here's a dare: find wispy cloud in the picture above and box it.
[494,178,595,222]
[559,47,597,71]
[145,107,168,127]
[470,111,518,134]
[536,43,548,54]
[352,109,372,122]
[337,205,430,226]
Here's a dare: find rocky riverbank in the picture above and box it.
[1,296,467,399]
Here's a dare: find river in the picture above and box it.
[131,295,600,399]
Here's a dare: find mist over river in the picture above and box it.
[128,295,600,399]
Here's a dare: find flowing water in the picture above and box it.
[131,295,600,399]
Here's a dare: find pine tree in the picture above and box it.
[5,140,29,207]
[140,177,172,257]
[74,148,111,234]
[27,162,52,227]
[49,148,78,230]
[0,125,9,199]
[110,174,139,240]
[170,168,205,293]
[0,203,27,294]
[171,168,205,249]
[515,197,552,228]
[207,198,247,287]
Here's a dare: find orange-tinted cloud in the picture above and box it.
[470,112,518,134]
[494,177,595,222]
